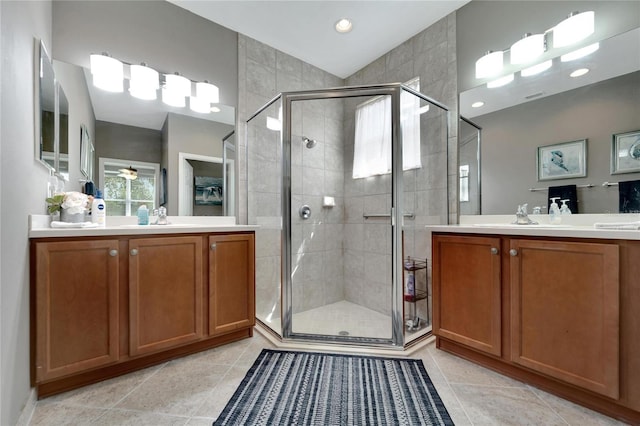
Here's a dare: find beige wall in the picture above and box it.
[1,1,52,423]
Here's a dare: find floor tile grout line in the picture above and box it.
[427,347,475,426]
[101,360,170,414]
[526,384,572,425]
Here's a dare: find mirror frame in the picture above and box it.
[80,124,95,181]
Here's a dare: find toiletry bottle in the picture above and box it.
[137,205,149,225]
[560,199,572,215]
[92,189,106,227]
[549,197,561,224]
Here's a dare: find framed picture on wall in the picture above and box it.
[611,129,640,174]
[194,176,223,205]
[537,139,587,181]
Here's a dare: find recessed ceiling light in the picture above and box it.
[335,18,353,33]
[570,68,590,77]
[210,106,221,113]
[471,101,484,108]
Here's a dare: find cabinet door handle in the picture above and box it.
[130,249,138,256]
[509,249,518,257]
[109,249,118,257]
[491,247,499,255]
[210,243,217,250]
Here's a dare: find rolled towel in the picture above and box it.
[593,221,640,230]
[50,221,100,228]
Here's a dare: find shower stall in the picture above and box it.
[247,83,450,348]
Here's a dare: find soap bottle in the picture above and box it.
[91,189,106,227]
[137,205,149,225]
[549,197,561,224]
[560,199,572,215]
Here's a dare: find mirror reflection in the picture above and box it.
[54,59,235,217]
[57,85,69,180]
[460,26,640,215]
[39,43,55,171]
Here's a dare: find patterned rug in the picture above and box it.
[214,349,454,426]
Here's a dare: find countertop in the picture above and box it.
[29,215,258,238]
[426,214,640,241]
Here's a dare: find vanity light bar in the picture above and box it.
[475,10,595,81]
[89,54,220,112]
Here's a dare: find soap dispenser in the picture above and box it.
[560,199,572,215]
[549,197,561,224]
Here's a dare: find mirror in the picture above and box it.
[460,26,640,215]
[57,84,69,180]
[80,124,94,181]
[38,42,56,171]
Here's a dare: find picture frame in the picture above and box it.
[194,176,223,206]
[611,129,640,175]
[537,139,587,181]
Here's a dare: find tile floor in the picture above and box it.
[22,330,628,426]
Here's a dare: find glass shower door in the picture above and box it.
[285,92,396,343]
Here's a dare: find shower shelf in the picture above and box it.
[404,257,428,331]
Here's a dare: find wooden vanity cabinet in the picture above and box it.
[432,234,502,356]
[433,233,640,423]
[31,231,255,397]
[33,240,120,382]
[208,233,255,336]
[129,236,204,356]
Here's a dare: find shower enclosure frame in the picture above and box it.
[247,83,450,349]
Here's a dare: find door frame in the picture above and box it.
[178,152,223,216]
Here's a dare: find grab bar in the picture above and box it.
[364,213,415,219]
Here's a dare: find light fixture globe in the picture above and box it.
[129,64,159,100]
[90,53,124,92]
[521,60,553,77]
[553,11,595,48]
[162,73,191,107]
[189,96,211,113]
[561,43,599,62]
[510,33,545,65]
[475,51,504,79]
[487,73,514,88]
[196,81,219,103]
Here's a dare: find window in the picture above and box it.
[352,79,422,179]
[459,164,470,202]
[99,158,159,216]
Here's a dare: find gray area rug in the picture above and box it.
[214,349,454,425]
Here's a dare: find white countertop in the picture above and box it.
[29,215,258,238]
[426,214,640,241]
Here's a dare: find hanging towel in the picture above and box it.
[618,180,640,213]
[548,184,578,213]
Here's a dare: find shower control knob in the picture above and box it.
[299,205,311,220]
[509,249,518,257]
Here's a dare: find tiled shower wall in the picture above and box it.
[238,35,345,321]
[345,13,459,321]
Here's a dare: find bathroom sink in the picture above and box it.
[118,223,193,228]
[471,223,571,228]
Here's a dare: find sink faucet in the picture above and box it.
[156,206,168,225]
[514,203,538,225]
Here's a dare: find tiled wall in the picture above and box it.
[238,35,345,322]
[240,12,458,327]
[345,13,458,321]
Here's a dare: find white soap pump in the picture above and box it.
[549,197,561,224]
[560,199,572,215]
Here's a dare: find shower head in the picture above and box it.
[302,136,317,149]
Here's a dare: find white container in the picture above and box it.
[92,190,106,227]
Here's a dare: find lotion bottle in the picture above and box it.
[560,199,572,215]
[92,189,106,227]
[549,197,561,224]
[137,205,149,225]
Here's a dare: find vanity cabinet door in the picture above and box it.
[208,233,255,336]
[509,239,620,398]
[34,240,119,382]
[129,236,203,356]
[433,234,502,356]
